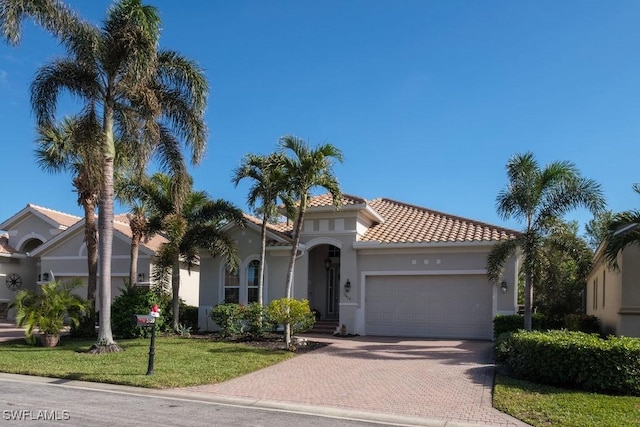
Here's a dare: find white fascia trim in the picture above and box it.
[307,204,385,224]
[353,241,496,250]
[0,253,26,259]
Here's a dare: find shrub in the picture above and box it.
[209,303,267,339]
[111,287,166,339]
[496,330,640,396]
[210,303,244,338]
[563,313,600,333]
[493,313,550,338]
[266,298,315,335]
[243,303,267,340]
[163,300,199,333]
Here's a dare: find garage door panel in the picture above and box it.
[365,275,492,340]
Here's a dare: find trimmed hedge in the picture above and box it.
[494,313,599,338]
[209,302,267,339]
[496,330,640,396]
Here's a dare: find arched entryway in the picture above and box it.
[307,243,341,321]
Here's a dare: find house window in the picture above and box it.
[592,278,598,310]
[602,270,606,308]
[328,246,340,258]
[224,267,240,303]
[247,260,260,303]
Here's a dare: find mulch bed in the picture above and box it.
[187,332,328,354]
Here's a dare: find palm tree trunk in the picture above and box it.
[284,201,306,348]
[172,255,181,331]
[93,100,120,351]
[285,204,306,298]
[259,216,267,305]
[83,200,98,336]
[524,272,534,331]
[83,201,98,303]
[129,234,140,287]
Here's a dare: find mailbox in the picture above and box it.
[135,314,156,326]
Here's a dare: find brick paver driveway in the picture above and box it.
[182,336,528,426]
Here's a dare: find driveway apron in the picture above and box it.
[181,336,528,426]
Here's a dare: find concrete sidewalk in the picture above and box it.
[181,336,528,426]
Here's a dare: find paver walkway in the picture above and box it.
[182,336,528,426]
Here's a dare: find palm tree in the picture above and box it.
[602,184,640,269]
[232,152,289,306]
[487,152,605,330]
[2,0,207,351]
[142,173,244,331]
[278,135,343,347]
[534,219,593,321]
[35,114,101,336]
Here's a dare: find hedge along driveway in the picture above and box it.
[496,330,640,395]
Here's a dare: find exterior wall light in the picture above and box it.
[344,279,351,293]
[501,280,508,293]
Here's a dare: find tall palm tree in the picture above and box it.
[279,135,343,347]
[2,0,207,351]
[602,184,640,269]
[142,173,244,331]
[487,152,605,330]
[232,152,289,306]
[35,115,101,335]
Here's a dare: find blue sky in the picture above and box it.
[1,1,639,234]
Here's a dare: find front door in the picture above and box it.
[326,266,340,320]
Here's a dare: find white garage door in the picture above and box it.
[365,275,493,340]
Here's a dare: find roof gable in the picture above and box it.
[0,203,81,231]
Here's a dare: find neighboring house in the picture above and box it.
[198,194,520,340]
[587,244,640,337]
[0,204,199,320]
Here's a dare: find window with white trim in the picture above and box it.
[247,260,260,303]
[224,267,240,303]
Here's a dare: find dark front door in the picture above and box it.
[326,266,339,320]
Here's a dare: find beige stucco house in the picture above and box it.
[0,204,199,320]
[198,194,520,340]
[587,243,640,337]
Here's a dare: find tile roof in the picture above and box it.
[113,215,168,253]
[306,193,367,208]
[362,198,518,243]
[0,233,16,254]
[242,213,293,246]
[275,193,517,244]
[28,204,81,228]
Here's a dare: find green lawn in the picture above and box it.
[0,336,293,388]
[493,374,640,427]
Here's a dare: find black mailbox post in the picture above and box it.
[135,314,157,375]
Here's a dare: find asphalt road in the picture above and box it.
[0,375,417,427]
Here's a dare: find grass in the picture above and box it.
[493,374,640,427]
[0,336,294,388]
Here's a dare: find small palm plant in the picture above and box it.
[10,280,87,346]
